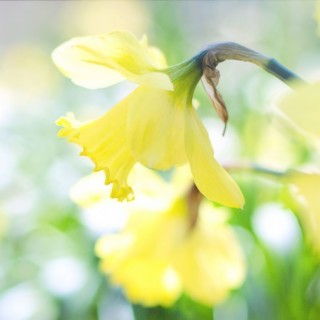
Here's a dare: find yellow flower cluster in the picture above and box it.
[53,31,247,307]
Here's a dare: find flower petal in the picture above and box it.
[127,87,188,170]
[278,82,320,139]
[95,209,183,307]
[284,171,320,256]
[184,108,244,208]
[174,203,246,305]
[139,34,168,69]
[174,227,245,305]
[96,235,178,308]
[52,31,173,90]
[70,171,110,208]
[127,165,178,212]
[56,98,136,201]
[114,259,181,307]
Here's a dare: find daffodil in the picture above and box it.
[53,31,244,207]
[284,171,320,257]
[91,165,245,307]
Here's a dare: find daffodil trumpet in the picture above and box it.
[53,31,304,207]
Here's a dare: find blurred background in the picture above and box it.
[0,1,319,319]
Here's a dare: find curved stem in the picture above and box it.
[205,42,307,88]
[224,162,287,178]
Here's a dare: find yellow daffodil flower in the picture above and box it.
[284,171,320,257]
[92,166,246,307]
[53,31,244,207]
[277,82,320,139]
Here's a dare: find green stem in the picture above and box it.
[224,162,287,178]
[205,42,307,89]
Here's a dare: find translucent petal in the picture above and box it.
[56,98,136,201]
[278,82,320,138]
[127,87,187,170]
[184,108,244,208]
[52,31,173,90]
[52,39,124,89]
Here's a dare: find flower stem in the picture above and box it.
[205,42,306,88]
[186,184,203,229]
[224,162,287,178]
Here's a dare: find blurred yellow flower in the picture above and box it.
[277,82,320,140]
[284,171,320,256]
[60,1,149,36]
[94,166,246,307]
[0,45,57,104]
[53,31,244,208]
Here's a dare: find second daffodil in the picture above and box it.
[93,166,246,307]
[53,31,244,207]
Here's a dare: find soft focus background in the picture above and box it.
[0,1,319,319]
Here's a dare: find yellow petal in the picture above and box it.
[140,34,168,69]
[95,208,183,307]
[127,164,178,212]
[284,171,320,256]
[124,200,188,259]
[278,82,320,139]
[95,233,133,272]
[52,31,173,90]
[56,98,136,201]
[127,87,187,170]
[169,165,194,199]
[114,259,181,307]
[174,204,246,305]
[184,108,244,208]
[70,172,110,208]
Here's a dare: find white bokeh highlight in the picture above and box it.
[252,202,301,253]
